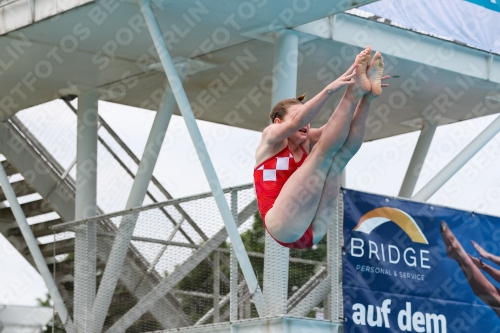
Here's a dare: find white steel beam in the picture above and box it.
[196,280,247,326]
[91,66,186,333]
[213,251,220,323]
[95,232,191,329]
[326,172,345,321]
[74,91,98,333]
[324,198,334,320]
[240,285,251,319]
[288,275,331,317]
[413,115,500,201]
[0,163,75,333]
[125,64,186,211]
[399,121,437,198]
[287,267,327,313]
[338,172,345,319]
[294,13,500,84]
[263,31,298,316]
[230,191,239,322]
[326,212,338,321]
[139,0,265,317]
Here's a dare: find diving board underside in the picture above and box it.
[1,1,499,141]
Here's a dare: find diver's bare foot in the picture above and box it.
[367,51,384,97]
[471,240,490,260]
[354,46,372,95]
[440,221,468,261]
[469,254,485,269]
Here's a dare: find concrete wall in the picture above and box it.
[0,0,93,35]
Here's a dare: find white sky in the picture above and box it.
[1,101,500,306]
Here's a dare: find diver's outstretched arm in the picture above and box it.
[441,222,500,318]
[472,240,500,267]
[469,254,500,285]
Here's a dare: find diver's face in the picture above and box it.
[277,104,309,145]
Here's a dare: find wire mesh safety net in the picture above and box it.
[51,185,342,332]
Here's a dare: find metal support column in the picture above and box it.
[230,191,239,321]
[74,91,98,333]
[413,115,500,201]
[327,171,345,322]
[92,67,186,332]
[213,251,220,323]
[399,121,437,198]
[139,0,266,318]
[326,203,335,321]
[0,164,75,333]
[263,30,298,316]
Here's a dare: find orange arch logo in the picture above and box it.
[353,207,428,244]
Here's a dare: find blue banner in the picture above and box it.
[342,188,500,333]
[465,0,500,13]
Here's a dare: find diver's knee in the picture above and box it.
[265,215,303,243]
[268,226,303,243]
[311,220,329,243]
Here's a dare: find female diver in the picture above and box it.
[254,46,388,249]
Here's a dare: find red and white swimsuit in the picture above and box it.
[253,145,313,249]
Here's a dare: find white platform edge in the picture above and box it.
[148,316,343,333]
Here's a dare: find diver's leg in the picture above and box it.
[309,52,385,244]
